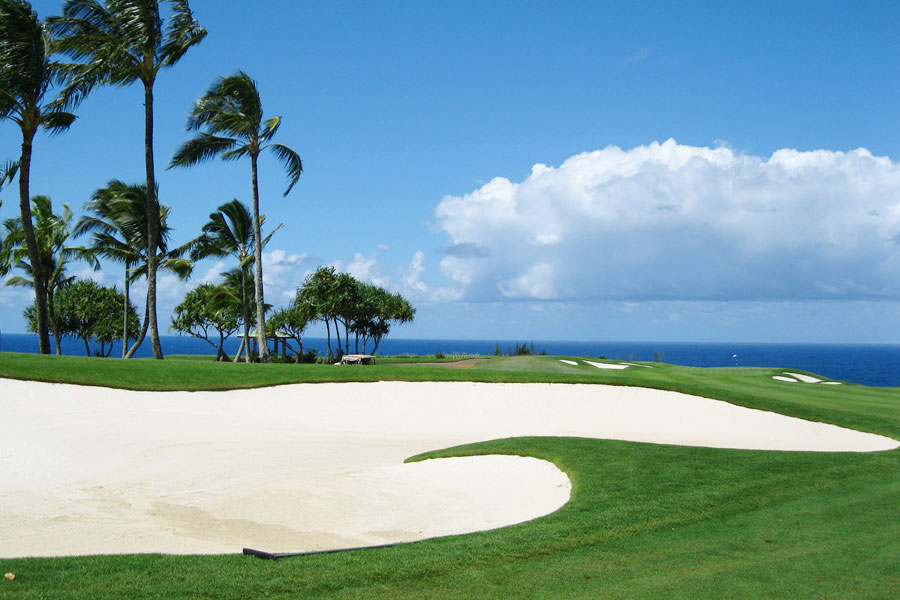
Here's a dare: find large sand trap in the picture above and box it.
[1,378,896,558]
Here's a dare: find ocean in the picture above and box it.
[2,333,899,388]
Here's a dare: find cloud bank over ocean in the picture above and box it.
[435,139,900,303]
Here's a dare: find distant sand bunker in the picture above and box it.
[1,378,895,558]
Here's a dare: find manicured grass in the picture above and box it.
[1,352,899,598]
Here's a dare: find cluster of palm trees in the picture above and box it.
[1,184,189,356]
[0,0,301,362]
[2,195,97,354]
[75,180,193,357]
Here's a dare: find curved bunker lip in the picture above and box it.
[1,379,896,558]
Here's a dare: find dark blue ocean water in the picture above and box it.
[2,333,899,388]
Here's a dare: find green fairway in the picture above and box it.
[1,352,899,598]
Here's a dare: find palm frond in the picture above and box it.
[0,0,48,108]
[40,110,77,135]
[185,71,261,137]
[129,262,148,280]
[260,222,283,249]
[218,198,254,246]
[60,244,100,270]
[191,199,254,261]
[73,214,116,238]
[0,159,19,190]
[49,0,142,96]
[49,63,106,110]
[158,0,206,67]
[89,233,138,264]
[51,0,205,107]
[168,133,238,168]
[269,143,303,196]
[4,274,34,288]
[160,256,193,280]
[260,115,281,143]
[189,233,227,261]
[219,145,250,162]
[164,236,194,260]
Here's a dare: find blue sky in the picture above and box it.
[2,0,900,342]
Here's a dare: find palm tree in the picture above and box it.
[1,195,98,354]
[50,0,206,359]
[74,180,193,357]
[0,0,78,354]
[169,71,302,363]
[191,198,280,363]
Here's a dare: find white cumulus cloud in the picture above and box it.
[434,139,900,302]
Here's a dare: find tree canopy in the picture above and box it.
[25,278,139,356]
[170,282,242,361]
[294,267,415,358]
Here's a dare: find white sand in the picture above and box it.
[583,360,630,370]
[776,373,842,385]
[1,378,896,558]
[559,359,579,366]
[784,372,824,383]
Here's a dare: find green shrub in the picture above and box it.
[298,348,318,364]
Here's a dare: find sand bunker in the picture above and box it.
[774,372,842,385]
[583,360,630,370]
[1,378,896,558]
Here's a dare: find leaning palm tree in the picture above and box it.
[0,0,78,354]
[50,0,206,359]
[191,198,280,363]
[75,180,193,357]
[1,195,98,354]
[169,71,302,362]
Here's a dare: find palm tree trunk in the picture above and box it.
[144,80,163,360]
[250,154,269,362]
[122,268,129,358]
[233,337,245,363]
[324,319,332,360]
[18,127,50,354]
[48,288,61,355]
[333,317,341,356]
[217,331,228,362]
[240,264,251,363]
[126,301,151,359]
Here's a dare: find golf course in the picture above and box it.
[1,352,899,599]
